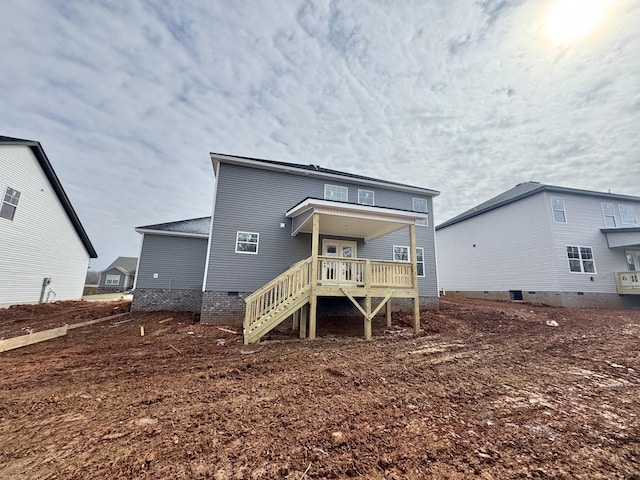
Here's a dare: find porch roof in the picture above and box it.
[601,227,640,249]
[286,198,428,242]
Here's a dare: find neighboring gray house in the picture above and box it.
[134,153,440,343]
[98,256,138,293]
[436,182,640,308]
[0,136,97,306]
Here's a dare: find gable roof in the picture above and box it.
[103,256,138,275]
[210,152,440,197]
[0,136,97,258]
[437,181,640,230]
[135,216,211,238]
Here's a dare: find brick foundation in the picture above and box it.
[200,291,248,326]
[132,288,202,312]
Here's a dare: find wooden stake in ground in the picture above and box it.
[140,326,145,337]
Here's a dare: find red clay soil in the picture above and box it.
[0,297,639,479]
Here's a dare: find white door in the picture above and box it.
[322,240,357,282]
[627,251,640,271]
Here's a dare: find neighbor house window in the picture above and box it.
[551,197,566,223]
[619,205,638,225]
[601,203,616,228]
[324,184,348,202]
[358,189,374,206]
[0,187,20,221]
[105,274,120,285]
[413,198,428,226]
[393,245,409,262]
[393,246,424,277]
[566,246,596,273]
[235,231,259,254]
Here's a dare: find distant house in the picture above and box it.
[134,153,440,343]
[98,256,138,293]
[436,182,640,308]
[0,136,97,306]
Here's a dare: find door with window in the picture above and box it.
[322,240,357,283]
[626,251,640,272]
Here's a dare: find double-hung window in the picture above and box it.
[105,274,120,286]
[551,197,566,223]
[235,231,259,254]
[358,189,374,206]
[619,205,638,225]
[601,203,616,228]
[393,246,425,277]
[566,246,596,273]
[324,185,348,202]
[0,187,20,221]
[413,198,428,226]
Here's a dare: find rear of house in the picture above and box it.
[436,182,640,307]
[0,136,97,306]
[133,153,440,342]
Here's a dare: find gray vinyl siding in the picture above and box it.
[437,193,558,292]
[205,163,437,295]
[136,234,208,289]
[544,192,636,294]
[99,268,124,287]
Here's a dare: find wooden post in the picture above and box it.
[309,213,320,340]
[409,224,420,333]
[364,259,372,340]
[292,310,300,330]
[386,298,392,327]
[300,303,308,338]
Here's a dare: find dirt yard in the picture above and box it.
[0,297,639,479]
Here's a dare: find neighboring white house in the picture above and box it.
[436,182,640,308]
[0,136,97,306]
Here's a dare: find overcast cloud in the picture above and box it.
[1,0,639,270]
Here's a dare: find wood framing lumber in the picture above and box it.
[68,312,129,330]
[0,325,68,353]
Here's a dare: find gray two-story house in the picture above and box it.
[436,182,640,308]
[133,153,440,343]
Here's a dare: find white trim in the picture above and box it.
[392,245,410,262]
[601,202,616,228]
[324,184,348,202]
[132,233,144,290]
[210,153,440,197]
[357,189,375,206]
[619,204,638,225]
[235,231,259,254]
[416,247,425,278]
[565,245,597,274]
[203,169,219,290]
[105,274,121,286]
[286,198,428,222]
[551,196,567,224]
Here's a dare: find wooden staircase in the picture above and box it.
[243,258,312,344]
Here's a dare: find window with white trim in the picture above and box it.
[566,246,596,273]
[393,246,424,277]
[416,247,425,277]
[105,274,120,285]
[551,197,566,223]
[324,184,348,202]
[358,189,374,206]
[601,203,616,228]
[235,231,259,254]
[393,245,409,262]
[413,198,428,226]
[619,205,638,225]
[0,187,21,221]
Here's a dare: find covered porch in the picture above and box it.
[602,227,640,295]
[243,199,428,344]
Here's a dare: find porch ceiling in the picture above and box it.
[601,227,640,249]
[286,198,428,242]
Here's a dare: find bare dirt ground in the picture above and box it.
[1,297,639,479]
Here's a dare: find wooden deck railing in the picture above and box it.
[316,257,414,289]
[244,258,313,334]
[614,271,640,294]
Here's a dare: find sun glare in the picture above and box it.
[544,0,613,44]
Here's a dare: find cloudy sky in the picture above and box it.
[1,0,639,270]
